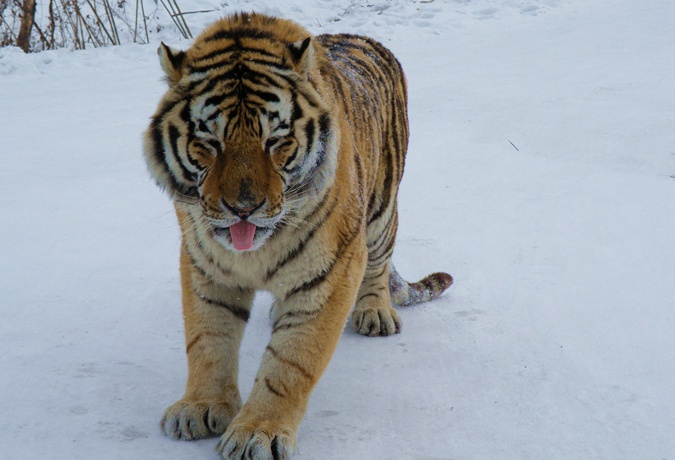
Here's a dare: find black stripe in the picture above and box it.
[281,144,299,173]
[421,278,435,292]
[357,292,378,303]
[370,265,388,280]
[197,170,207,187]
[304,192,337,224]
[284,257,337,300]
[186,331,228,355]
[185,245,209,279]
[173,104,202,198]
[325,67,348,105]
[197,294,250,322]
[271,305,323,334]
[203,93,232,109]
[363,36,404,78]
[234,46,279,60]
[265,194,337,281]
[368,235,395,267]
[264,377,285,398]
[205,139,222,156]
[246,58,291,73]
[338,204,367,250]
[272,308,320,328]
[368,157,394,225]
[167,124,195,183]
[246,69,287,89]
[180,133,203,172]
[328,35,400,86]
[149,121,177,191]
[354,150,364,197]
[284,213,363,300]
[296,112,332,184]
[342,51,387,93]
[363,42,400,88]
[314,114,332,173]
[190,45,280,70]
[190,45,238,65]
[242,84,280,103]
[265,345,313,379]
[304,118,315,154]
[186,332,205,354]
[267,65,301,93]
[256,116,264,138]
[368,202,397,250]
[265,137,281,152]
[189,230,233,278]
[295,83,322,109]
[185,63,238,94]
[224,111,240,139]
[152,98,181,125]
[179,99,194,126]
[276,139,295,151]
[272,322,312,334]
[318,113,331,145]
[188,58,235,75]
[207,101,235,121]
[203,27,278,43]
[290,94,303,121]
[388,105,402,182]
[149,101,188,195]
[369,215,396,261]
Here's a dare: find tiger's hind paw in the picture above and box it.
[351,305,401,336]
[161,399,240,440]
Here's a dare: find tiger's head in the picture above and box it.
[143,13,337,252]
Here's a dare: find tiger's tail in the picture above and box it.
[388,262,453,307]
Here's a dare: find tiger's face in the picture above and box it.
[188,91,312,252]
[144,33,336,252]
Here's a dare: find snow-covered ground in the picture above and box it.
[1,1,674,459]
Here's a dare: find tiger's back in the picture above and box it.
[143,13,451,460]
[318,33,409,214]
[318,33,451,323]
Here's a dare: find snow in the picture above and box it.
[1,0,674,459]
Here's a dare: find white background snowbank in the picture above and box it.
[1,1,673,459]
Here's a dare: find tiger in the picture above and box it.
[143,12,453,460]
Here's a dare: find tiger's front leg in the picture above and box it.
[161,244,254,440]
[216,242,366,460]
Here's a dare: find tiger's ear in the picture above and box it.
[287,37,314,77]
[158,42,186,86]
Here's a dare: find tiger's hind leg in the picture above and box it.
[351,209,401,336]
[352,264,401,336]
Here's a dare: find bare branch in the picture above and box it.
[17,0,36,52]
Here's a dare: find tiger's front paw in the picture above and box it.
[216,419,295,460]
[351,305,401,336]
[161,398,241,440]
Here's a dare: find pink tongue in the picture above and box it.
[229,221,257,251]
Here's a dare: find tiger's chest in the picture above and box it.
[178,197,345,297]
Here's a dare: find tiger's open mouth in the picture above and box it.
[212,222,273,251]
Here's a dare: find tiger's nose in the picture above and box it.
[221,198,265,219]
